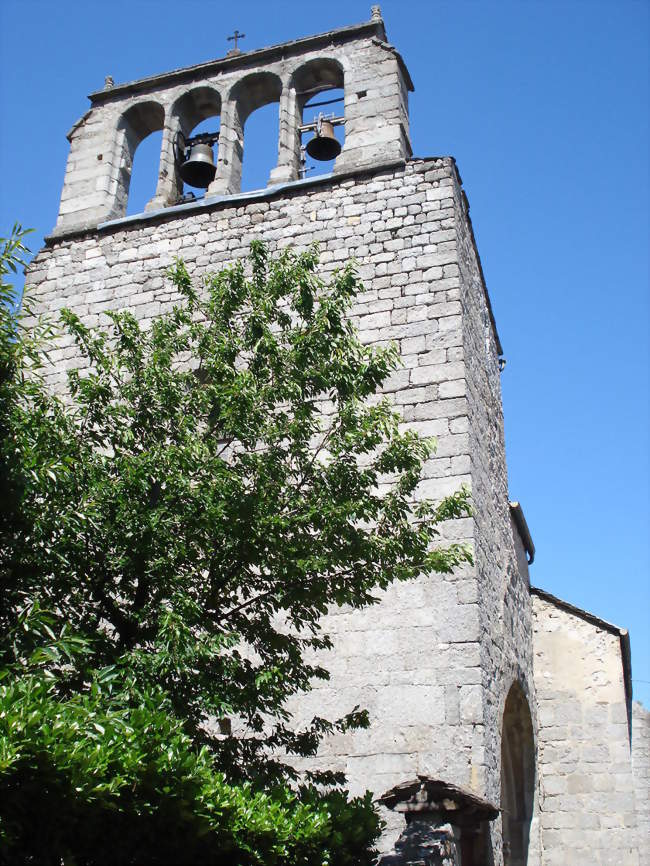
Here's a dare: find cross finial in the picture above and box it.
[227,29,246,54]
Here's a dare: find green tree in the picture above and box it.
[0,228,472,865]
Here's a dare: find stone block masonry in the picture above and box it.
[26,155,536,859]
[532,589,643,865]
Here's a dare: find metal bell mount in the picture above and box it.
[301,113,344,162]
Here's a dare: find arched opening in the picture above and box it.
[230,72,282,192]
[115,100,165,217]
[126,130,163,215]
[170,86,221,203]
[291,58,345,179]
[501,682,536,866]
[241,102,280,192]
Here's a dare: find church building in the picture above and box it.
[24,8,649,864]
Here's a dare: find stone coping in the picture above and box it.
[87,17,395,106]
[46,158,408,243]
[379,776,499,824]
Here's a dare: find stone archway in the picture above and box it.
[501,682,535,866]
[113,100,165,217]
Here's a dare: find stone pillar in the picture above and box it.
[268,77,301,186]
[208,99,242,196]
[105,125,131,221]
[145,113,183,211]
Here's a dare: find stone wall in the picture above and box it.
[632,701,650,865]
[25,157,534,860]
[454,177,541,863]
[532,589,640,865]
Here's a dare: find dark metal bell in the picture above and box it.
[179,142,217,188]
[305,120,342,161]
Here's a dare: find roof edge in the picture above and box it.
[530,585,625,636]
[378,775,499,821]
[509,501,535,565]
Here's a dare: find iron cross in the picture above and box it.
[227,30,246,51]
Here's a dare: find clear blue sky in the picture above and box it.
[1,0,648,706]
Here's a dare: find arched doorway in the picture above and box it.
[501,682,535,866]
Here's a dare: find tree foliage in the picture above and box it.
[0,229,471,865]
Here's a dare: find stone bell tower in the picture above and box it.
[25,6,648,864]
[52,4,410,236]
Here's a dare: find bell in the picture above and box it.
[179,142,216,188]
[305,119,341,161]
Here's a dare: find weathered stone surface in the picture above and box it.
[532,590,641,865]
